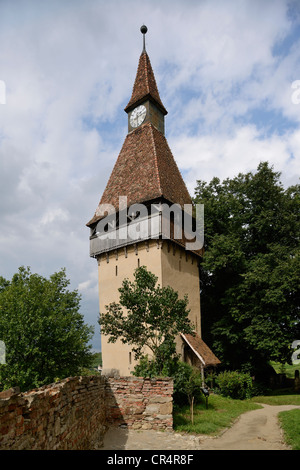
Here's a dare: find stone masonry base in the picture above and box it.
[0,375,173,450]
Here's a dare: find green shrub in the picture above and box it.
[132,356,203,406]
[132,353,184,378]
[216,370,253,400]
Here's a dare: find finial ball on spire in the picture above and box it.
[140,25,148,34]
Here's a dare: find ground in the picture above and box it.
[101,404,300,450]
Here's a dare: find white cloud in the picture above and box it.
[171,124,300,193]
[40,208,70,226]
[0,0,299,349]
[78,270,99,298]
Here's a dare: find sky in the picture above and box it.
[0,0,299,352]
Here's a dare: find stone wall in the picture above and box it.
[0,375,173,450]
[106,377,173,431]
[0,376,106,450]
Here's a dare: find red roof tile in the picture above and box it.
[124,52,167,115]
[87,122,192,226]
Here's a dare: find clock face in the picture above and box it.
[130,105,147,128]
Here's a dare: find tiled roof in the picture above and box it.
[181,333,221,367]
[124,51,167,115]
[87,122,192,226]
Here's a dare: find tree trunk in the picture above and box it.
[190,396,194,424]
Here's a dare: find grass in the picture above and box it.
[278,409,300,450]
[270,361,299,379]
[173,394,261,435]
[250,393,300,406]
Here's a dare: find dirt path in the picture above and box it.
[199,404,300,450]
[101,404,300,450]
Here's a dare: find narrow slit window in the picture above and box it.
[137,258,140,268]
[115,265,118,276]
[129,352,132,364]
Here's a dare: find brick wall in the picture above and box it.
[0,376,106,450]
[0,375,173,450]
[106,377,173,431]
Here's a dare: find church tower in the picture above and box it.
[87,26,220,376]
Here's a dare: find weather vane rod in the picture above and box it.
[140,25,148,53]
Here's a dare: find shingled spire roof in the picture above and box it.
[87,122,192,226]
[124,51,167,115]
[87,32,192,228]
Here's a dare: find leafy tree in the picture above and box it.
[0,266,94,391]
[194,162,299,379]
[99,266,194,374]
[172,362,203,422]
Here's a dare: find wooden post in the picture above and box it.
[200,364,205,388]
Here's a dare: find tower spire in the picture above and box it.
[140,24,148,53]
[124,26,167,116]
